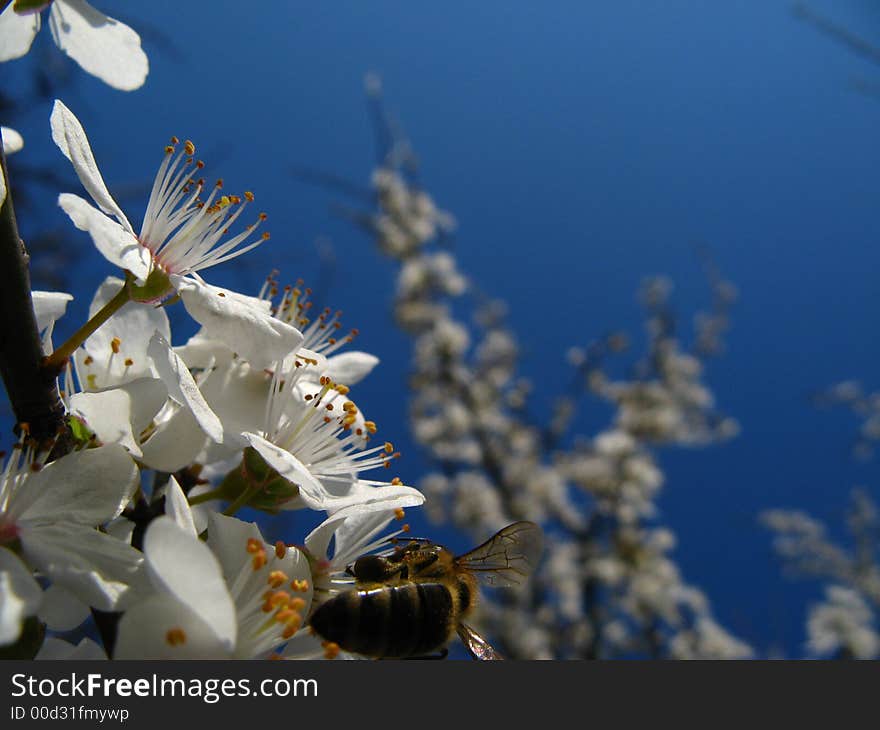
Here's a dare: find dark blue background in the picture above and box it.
[4,0,880,657]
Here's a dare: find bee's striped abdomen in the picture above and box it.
[310,582,455,658]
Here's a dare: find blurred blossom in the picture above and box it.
[342,84,750,658]
[0,0,149,90]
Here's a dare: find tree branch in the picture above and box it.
[0,146,68,443]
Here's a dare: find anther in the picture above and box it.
[268,571,289,589]
[165,628,187,646]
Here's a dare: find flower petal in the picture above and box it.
[68,379,167,458]
[37,583,90,632]
[77,277,168,382]
[242,432,327,510]
[0,547,41,646]
[137,404,208,473]
[19,523,145,611]
[0,3,40,61]
[1,126,24,154]
[143,517,236,651]
[148,332,223,444]
[163,476,197,539]
[49,0,148,91]
[12,444,138,525]
[31,290,72,333]
[36,637,106,660]
[114,594,228,659]
[204,513,264,583]
[325,351,380,386]
[175,277,304,370]
[58,193,150,281]
[50,100,133,230]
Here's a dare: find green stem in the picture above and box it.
[44,280,132,370]
[188,488,225,506]
[221,482,262,517]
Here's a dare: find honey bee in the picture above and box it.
[309,521,543,660]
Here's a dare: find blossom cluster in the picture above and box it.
[341,82,753,659]
[0,101,424,659]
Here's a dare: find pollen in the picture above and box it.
[275,541,287,559]
[394,507,406,520]
[246,537,268,570]
[322,641,340,660]
[110,337,121,354]
[184,140,195,155]
[268,570,289,589]
[165,628,187,646]
[290,579,310,593]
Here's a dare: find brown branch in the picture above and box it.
[0,145,68,444]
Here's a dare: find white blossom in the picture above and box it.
[0,0,148,90]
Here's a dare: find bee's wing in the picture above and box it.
[457,623,504,660]
[455,521,543,588]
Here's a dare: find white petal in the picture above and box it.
[31,289,72,351]
[325,351,380,386]
[77,276,169,386]
[137,404,208,472]
[175,277,304,370]
[50,100,133,230]
[49,0,148,91]
[205,513,266,584]
[148,332,223,443]
[143,517,236,651]
[68,379,167,457]
[12,444,137,525]
[31,290,72,333]
[0,3,40,61]
[206,513,313,627]
[291,472,424,515]
[174,329,233,369]
[37,583,90,632]
[0,547,41,646]
[114,594,228,659]
[2,126,24,154]
[19,523,145,611]
[163,476,197,539]
[197,360,270,448]
[243,432,328,510]
[305,501,415,566]
[36,637,106,660]
[188,484,220,535]
[105,516,135,545]
[58,193,150,281]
